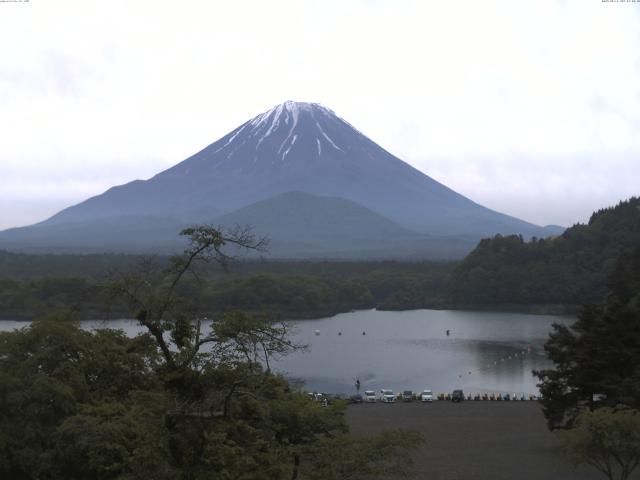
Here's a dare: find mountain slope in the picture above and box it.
[215,191,416,241]
[0,215,189,253]
[39,101,558,236]
[212,191,477,258]
[1,101,562,255]
[0,192,477,258]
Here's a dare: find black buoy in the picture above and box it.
[446,329,450,336]
[362,331,366,335]
[338,331,342,336]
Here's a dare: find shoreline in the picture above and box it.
[0,303,578,323]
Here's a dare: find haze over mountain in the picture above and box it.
[0,101,562,257]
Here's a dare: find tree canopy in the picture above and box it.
[451,197,640,309]
[0,226,423,479]
[535,244,640,429]
[556,407,640,480]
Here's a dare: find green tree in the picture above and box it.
[535,245,640,429]
[54,393,177,480]
[0,226,424,479]
[556,407,640,480]
[0,312,172,480]
[108,226,423,479]
[299,429,424,480]
[110,225,269,374]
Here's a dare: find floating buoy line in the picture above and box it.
[456,346,535,379]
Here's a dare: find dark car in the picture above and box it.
[349,394,363,404]
[402,390,413,402]
[451,389,465,403]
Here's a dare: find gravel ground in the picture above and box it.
[346,401,611,480]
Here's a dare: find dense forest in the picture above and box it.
[1,197,639,320]
[0,254,454,320]
[450,197,640,311]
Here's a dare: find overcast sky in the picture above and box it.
[1,0,639,231]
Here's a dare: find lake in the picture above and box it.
[0,309,572,396]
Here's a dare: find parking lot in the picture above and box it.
[346,401,604,480]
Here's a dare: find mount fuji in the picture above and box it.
[0,101,562,257]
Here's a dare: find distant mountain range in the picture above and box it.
[0,101,563,258]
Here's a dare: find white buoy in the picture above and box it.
[314,329,320,336]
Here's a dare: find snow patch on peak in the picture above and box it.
[254,101,338,161]
[248,101,337,134]
[316,121,344,153]
[223,101,349,161]
[277,105,301,156]
[293,101,335,119]
[210,123,248,155]
[255,106,284,151]
[282,100,316,112]
[281,134,297,161]
[268,100,335,118]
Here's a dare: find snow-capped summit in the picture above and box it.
[252,100,334,122]
[2,101,563,254]
[246,101,345,160]
[180,100,363,171]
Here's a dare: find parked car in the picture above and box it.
[420,390,434,402]
[364,390,377,403]
[402,390,413,402]
[379,389,396,403]
[451,389,465,403]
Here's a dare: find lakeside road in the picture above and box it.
[346,401,606,480]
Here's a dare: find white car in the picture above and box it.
[379,389,396,403]
[420,389,434,402]
[364,390,377,403]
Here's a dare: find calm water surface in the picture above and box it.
[1,309,573,396]
[278,309,573,395]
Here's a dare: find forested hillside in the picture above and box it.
[0,257,454,320]
[450,197,640,309]
[0,251,149,279]
[2,198,638,319]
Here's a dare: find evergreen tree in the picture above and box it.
[535,245,640,429]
